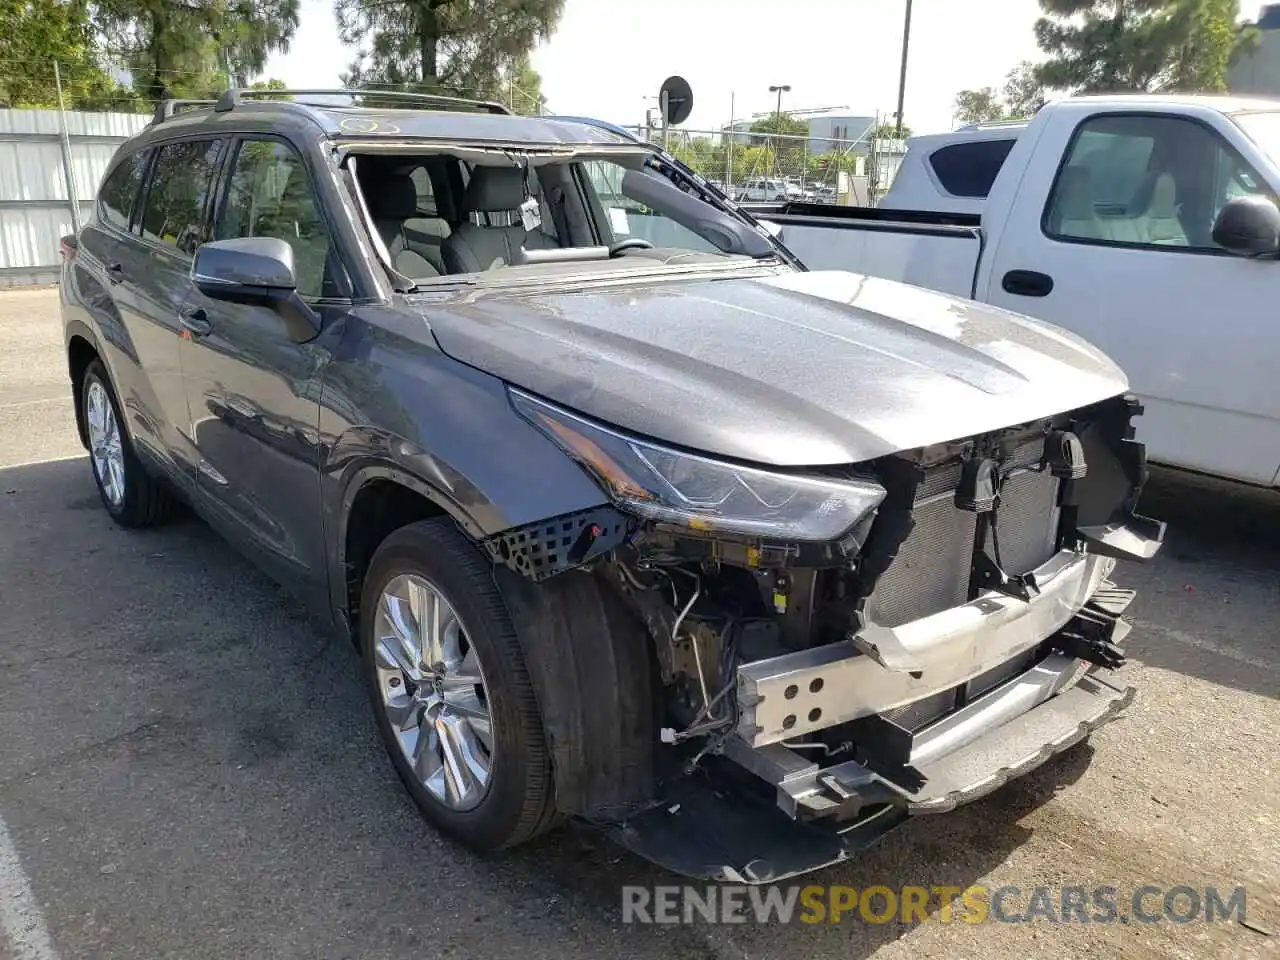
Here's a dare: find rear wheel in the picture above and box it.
[81,360,176,527]
[359,518,558,850]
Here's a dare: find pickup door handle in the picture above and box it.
[106,262,125,284]
[179,306,212,338]
[1001,269,1054,298]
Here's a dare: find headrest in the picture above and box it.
[366,173,418,220]
[1054,166,1096,220]
[1149,173,1177,217]
[462,165,526,214]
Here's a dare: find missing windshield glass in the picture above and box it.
[342,144,779,286]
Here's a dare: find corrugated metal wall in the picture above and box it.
[0,109,150,285]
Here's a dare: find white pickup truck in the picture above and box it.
[757,94,1280,487]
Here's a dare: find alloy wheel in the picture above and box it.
[86,380,125,508]
[373,573,494,811]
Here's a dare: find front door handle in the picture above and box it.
[179,306,212,338]
[106,262,125,284]
[1001,269,1054,298]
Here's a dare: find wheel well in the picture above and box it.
[67,335,100,447]
[344,479,447,641]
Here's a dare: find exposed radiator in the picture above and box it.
[867,444,1061,629]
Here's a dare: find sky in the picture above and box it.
[266,0,1045,135]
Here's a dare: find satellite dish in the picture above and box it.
[658,76,693,126]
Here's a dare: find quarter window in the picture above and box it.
[97,150,150,232]
[139,139,225,254]
[215,140,339,299]
[928,139,1015,198]
[1044,115,1273,250]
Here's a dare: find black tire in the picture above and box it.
[359,518,558,850]
[81,359,177,528]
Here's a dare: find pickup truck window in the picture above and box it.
[929,139,1016,198]
[1044,114,1270,251]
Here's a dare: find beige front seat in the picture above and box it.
[1142,173,1187,245]
[1051,166,1108,241]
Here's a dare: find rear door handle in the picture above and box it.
[106,262,125,284]
[1001,269,1054,298]
[179,306,212,338]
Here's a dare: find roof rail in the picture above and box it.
[212,87,512,116]
[152,98,218,124]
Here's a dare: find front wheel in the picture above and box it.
[359,518,558,850]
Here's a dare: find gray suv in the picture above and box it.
[61,89,1162,881]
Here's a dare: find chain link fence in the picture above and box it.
[632,125,907,207]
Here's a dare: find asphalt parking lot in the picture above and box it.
[0,286,1277,959]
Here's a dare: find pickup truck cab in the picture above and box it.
[762,95,1280,487]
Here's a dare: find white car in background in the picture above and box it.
[736,178,793,201]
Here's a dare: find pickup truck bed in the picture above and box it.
[745,200,982,297]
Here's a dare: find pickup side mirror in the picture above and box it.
[192,238,321,341]
[1212,195,1280,258]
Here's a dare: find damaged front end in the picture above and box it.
[487,389,1164,882]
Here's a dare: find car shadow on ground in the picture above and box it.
[484,745,1096,958]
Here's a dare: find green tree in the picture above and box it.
[865,120,912,140]
[673,135,714,173]
[94,0,299,102]
[0,0,123,107]
[1034,0,1253,94]
[504,55,544,114]
[954,62,1047,126]
[1003,60,1046,116]
[954,87,1005,124]
[748,113,809,179]
[335,0,564,99]
[748,112,809,141]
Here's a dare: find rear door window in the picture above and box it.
[97,149,150,232]
[928,139,1016,198]
[139,139,225,255]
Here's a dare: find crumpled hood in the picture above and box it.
[423,269,1129,466]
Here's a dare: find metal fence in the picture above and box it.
[635,126,908,207]
[0,109,150,286]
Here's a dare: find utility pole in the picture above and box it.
[726,90,735,191]
[53,61,81,233]
[894,0,913,137]
[768,83,790,181]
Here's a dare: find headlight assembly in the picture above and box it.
[510,389,885,542]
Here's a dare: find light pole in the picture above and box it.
[768,83,790,181]
[894,0,912,138]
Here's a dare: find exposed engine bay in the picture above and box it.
[487,390,1164,881]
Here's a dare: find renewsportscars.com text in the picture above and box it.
[621,884,1248,925]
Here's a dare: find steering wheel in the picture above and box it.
[608,238,654,257]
